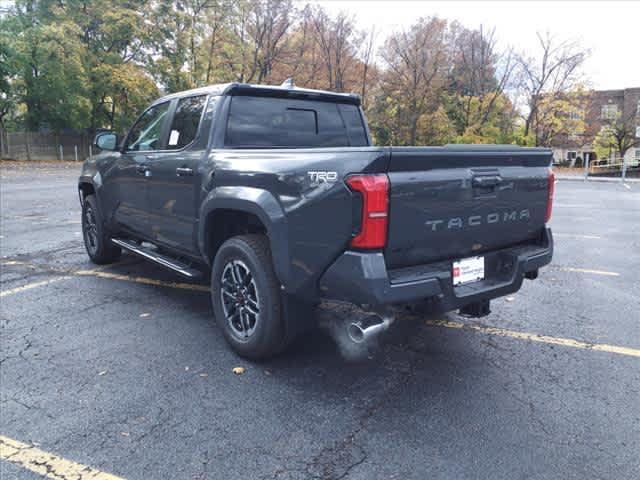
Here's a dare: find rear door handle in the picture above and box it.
[136,164,151,177]
[176,167,194,177]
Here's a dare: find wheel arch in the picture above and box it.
[199,187,290,287]
[78,179,96,205]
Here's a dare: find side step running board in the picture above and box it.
[111,238,203,279]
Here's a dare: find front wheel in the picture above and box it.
[211,234,288,359]
[81,195,121,264]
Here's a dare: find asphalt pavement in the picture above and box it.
[1,162,639,480]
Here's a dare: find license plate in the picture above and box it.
[452,256,484,286]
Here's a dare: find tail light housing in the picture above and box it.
[346,174,389,249]
[545,168,555,223]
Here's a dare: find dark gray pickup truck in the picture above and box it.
[79,82,554,358]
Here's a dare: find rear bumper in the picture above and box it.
[319,228,553,310]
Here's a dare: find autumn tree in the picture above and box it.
[70,0,159,133]
[3,0,158,134]
[213,0,294,84]
[305,6,362,91]
[594,112,640,161]
[530,89,587,148]
[375,17,449,145]
[517,32,588,146]
[152,0,213,91]
[358,26,376,108]
[270,5,368,95]
[0,23,17,132]
[247,0,292,82]
[3,1,89,131]
[446,25,518,143]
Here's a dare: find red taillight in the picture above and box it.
[545,168,555,223]
[346,174,389,249]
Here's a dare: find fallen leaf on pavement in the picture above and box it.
[98,370,107,376]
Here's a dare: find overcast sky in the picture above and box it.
[313,0,640,91]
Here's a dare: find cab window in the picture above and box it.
[125,102,170,151]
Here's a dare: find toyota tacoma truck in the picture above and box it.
[79,82,554,359]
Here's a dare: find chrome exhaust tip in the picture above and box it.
[347,310,395,344]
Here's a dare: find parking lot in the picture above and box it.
[1,162,639,480]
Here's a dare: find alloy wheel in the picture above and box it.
[83,205,99,255]
[220,260,260,339]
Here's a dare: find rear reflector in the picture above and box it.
[545,168,555,223]
[346,174,389,249]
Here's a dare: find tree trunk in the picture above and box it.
[524,112,532,138]
[109,100,116,131]
[205,29,218,83]
[410,114,418,145]
[360,63,369,107]
[0,122,5,158]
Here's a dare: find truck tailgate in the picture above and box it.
[385,146,552,269]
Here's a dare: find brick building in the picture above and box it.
[551,87,640,167]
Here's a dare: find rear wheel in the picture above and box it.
[81,195,121,264]
[211,234,288,359]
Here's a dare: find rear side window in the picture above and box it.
[225,96,368,148]
[167,95,207,149]
[338,104,368,147]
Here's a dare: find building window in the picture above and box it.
[636,126,640,138]
[568,110,582,120]
[601,104,618,120]
[637,99,640,117]
[567,151,577,160]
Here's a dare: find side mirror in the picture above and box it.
[94,132,119,151]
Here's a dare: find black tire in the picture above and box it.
[211,234,288,359]
[81,195,121,264]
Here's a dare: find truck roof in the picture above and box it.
[152,83,361,106]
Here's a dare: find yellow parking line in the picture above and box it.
[425,319,640,358]
[554,267,620,277]
[0,276,71,298]
[74,270,209,292]
[0,435,125,480]
[1,260,208,295]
